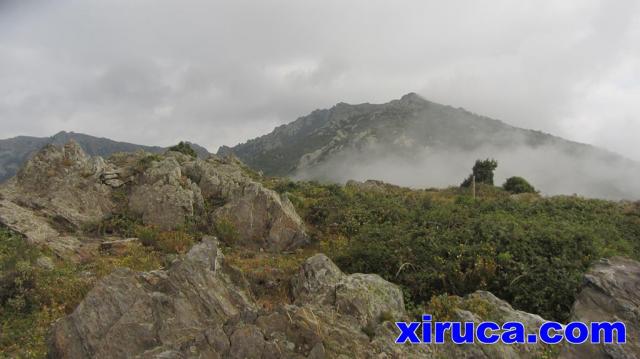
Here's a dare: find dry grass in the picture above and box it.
[224,245,321,310]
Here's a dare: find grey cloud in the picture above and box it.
[0,0,639,161]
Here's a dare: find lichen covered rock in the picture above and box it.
[49,238,254,358]
[559,257,640,358]
[129,156,204,230]
[2,140,114,227]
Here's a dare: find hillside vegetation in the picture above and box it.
[268,179,640,321]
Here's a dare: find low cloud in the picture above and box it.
[294,143,640,200]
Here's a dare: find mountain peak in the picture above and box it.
[401,92,420,99]
[396,92,428,106]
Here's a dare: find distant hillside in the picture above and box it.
[220,93,640,199]
[0,131,210,182]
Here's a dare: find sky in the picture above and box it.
[1,0,639,160]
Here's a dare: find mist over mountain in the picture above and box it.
[220,93,640,200]
[0,131,210,182]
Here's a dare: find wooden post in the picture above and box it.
[472,174,476,199]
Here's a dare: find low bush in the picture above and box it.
[503,176,537,194]
[214,218,239,245]
[167,141,197,158]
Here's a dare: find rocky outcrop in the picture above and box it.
[49,237,255,358]
[0,141,114,261]
[1,140,114,228]
[0,198,59,246]
[1,142,308,260]
[183,155,309,252]
[128,152,308,251]
[213,183,309,252]
[292,254,404,326]
[129,155,204,230]
[559,257,640,359]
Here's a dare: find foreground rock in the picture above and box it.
[49,243,562,358]
[48,239,424,358]
[559,257,640,358]
[49,237,255,358]
[291,254,405,326]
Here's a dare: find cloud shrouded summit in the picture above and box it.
[1,0,639,160]
[222,93,640,200]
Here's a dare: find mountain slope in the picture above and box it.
[0,131,210,182]
[220,93,640,199]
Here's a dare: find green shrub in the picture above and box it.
[503,176,537,194]
[135,154,162,173]
[83,212,140,237]
[214,218,239,245]
[135,225,160,248]
[133,225,195,254]
[155,230,195,254]
[167,141,197,158]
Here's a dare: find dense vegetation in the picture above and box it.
[503,176,537,194]
[271,179,640,321]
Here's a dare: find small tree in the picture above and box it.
[168,141,197,158]
[461,159,498,187]
[503,176,536,194]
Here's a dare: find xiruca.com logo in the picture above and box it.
[395,315,626,345]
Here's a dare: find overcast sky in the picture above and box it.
[1,0,639,159]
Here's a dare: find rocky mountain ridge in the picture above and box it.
[220,93,640,199]
[0,131,210,182]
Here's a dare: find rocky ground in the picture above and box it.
[0,141,638,358]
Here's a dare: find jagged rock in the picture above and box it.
[49,238,255,358]
[335,273,404,326]
[0,199,97,262]
[214,183,309,252]
[228,324,267,359]
[291,254,343,306]
[0,198,60,246]
[183,155,309,252]
[292,254,405,326]
[1,140,114,227]
[559,257,640,358]
[439,291,549,359]
[129,157,204,230]
[182,155,247,201]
